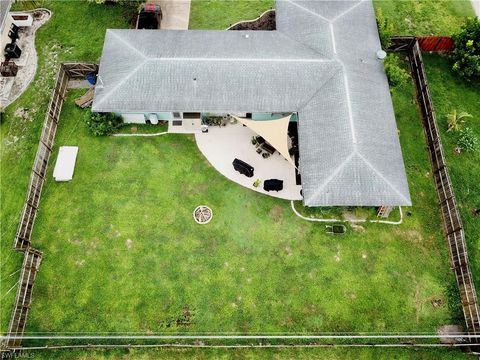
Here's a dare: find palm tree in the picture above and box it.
[447,110,472,132]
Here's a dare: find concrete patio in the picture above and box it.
[195,123,302,201]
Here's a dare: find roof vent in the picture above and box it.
[376,50,387,60]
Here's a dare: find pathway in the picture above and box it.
[472,0,480,16]
[156,0,191,29]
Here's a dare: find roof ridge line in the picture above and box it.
[94,59,147,109]
[109,30,147,60]
[296,64,343,112]
[284,0,330,22]
[143,57,334,62]
[356,151,411,204]
[304,151,356,203]
[331,0,367,23]
[276,31,329,58]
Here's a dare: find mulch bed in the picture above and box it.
[228,10,276,31]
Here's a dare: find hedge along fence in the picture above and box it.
[389,37,480,339]
[2,63,98,352]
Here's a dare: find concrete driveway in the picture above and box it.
[472,0,480,16]
[156,0,191,29]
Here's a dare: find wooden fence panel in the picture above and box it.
[392,36,480,337]
[418,36,454,52]
[63,62,98,79]
[2,249,42,348]
[12,65,69,251]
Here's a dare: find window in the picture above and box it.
[173,112,181,119]
[172,120,183,126]
[183,112,200,119]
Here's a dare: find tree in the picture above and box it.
[446,110,473,132]
[452,17,480,81]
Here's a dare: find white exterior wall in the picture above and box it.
[121,113,146,124]
[168,117,202,134]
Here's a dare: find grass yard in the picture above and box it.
[0,1,475,359]
[0,1,137,332]
[189,0,274,29]
[23,81,459,336]
[421,54,480,291]
[373,0,475,35]
[26,347,477,360]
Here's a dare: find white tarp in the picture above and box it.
[233,115,295,167]
[53,146,78,182]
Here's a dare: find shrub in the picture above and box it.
[376,8,394,49]
[457,127,478,152]
[452,17,480,81]
[83,109,123,136]
[384,54,409,87]
[446,110,473,132]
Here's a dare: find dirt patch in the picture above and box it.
[228,9,275,30]
[269,204,284,221]
[342,211,367,222]
[125,239,133,249]
[285,246,293,256]
[75,259,85,267]
[334,247,341,262]
[351,223,365,232]
[431,298,444,308]
[395,228,423,242]
[437,324,465,344]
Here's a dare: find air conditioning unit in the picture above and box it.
[146,113,159,125]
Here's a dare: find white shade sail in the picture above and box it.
[232,115,295,167]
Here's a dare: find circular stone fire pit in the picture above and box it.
[193,205,213,224]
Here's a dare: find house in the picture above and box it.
[0,0,14,56]
[92,0,411,207]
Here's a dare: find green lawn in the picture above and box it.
[26,347,477,360]
[189,0,274,29]
[0,0,136,332]
[19,88,457,336]
[0,1,475,359]
[373,0,475,35]
[190,0,475,33]
[421,54,480,291]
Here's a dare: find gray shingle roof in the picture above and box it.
[0,0,12,32]
[93,0,411,207]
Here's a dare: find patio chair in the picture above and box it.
[325,224,346,235]
[256,136,266,145]
[261,142,276,155]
